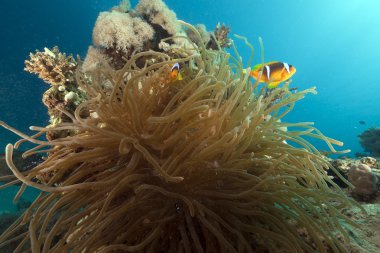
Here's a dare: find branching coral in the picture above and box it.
[0,21,359,253]
[25,47,76,87]
[24,46,86,141]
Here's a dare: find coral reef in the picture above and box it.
[81,46,107,73]
[328,156,380,252]
[185,23,232,51]
[360,156,377,167]
[348,164,379,198]
[207,23,232,50]
[85,0,195,71]
[330,156,380,201]
[24,46,87,140]
[0,1,365,252]
[110,0,131,13]
[358,127,380,157]
[331,156,380,176]
[342,203,380,252]
[25,47,77,87]
[92,11,154,53]
[135,0,180,36]
[83,0,224,72]
[186,24,211,46]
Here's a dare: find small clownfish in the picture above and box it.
[250,61,296,89]
[169,63,183,82]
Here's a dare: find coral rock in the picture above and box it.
[360,156,377,168]
[348,163,379,197]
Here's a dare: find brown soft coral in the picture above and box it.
[207,23,232,50]
[135,0,180,36]
[81,46,108,73]
[93,11,154,53]
[24,46,77,86]
[110,0,131,13]
[186,24,211,47]
[90,7,157,70]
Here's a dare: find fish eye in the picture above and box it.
[175,202,183,213]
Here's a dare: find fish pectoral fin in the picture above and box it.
[267,81,281,89]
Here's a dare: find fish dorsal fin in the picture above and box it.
[265,61,279,65]
[171,62,180,71]
[252,61,279,71]
[265,65,270,80]
[283,62,290,73]
[253,61,278,70]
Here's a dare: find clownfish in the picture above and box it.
[250,61,296,89]
[169,63,183,82]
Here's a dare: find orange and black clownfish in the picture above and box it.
[250,61,296,89]
[169,63,183,82]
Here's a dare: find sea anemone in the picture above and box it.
[0,22,357,253]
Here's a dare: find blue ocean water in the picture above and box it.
[0,0,379,210]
